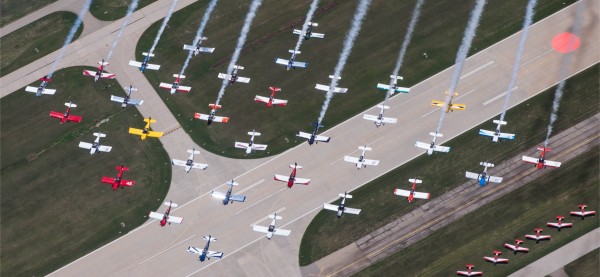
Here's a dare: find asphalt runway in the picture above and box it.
[0,0,597,276]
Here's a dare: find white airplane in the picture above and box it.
[111,86,144,108]
[344,145,380,169]
[218,65,250,84]
[456,264,483,276]
[183,36,215,56]
[376,75,410,95]
[82,59,116,82]
[363,103,397,127]
[78,132,112,155]
[484,250,509,265]
[547,216,573,231]
[129,52,160,72]
[394,178,430,203]
[525,228,551,244]
[465,162,503,186]
[171,148,208,173]
[570,204,596,220]
[194,104,230,125]
[522,146,561,170]
[25,76,55,97]
[187,235,223,262]
[159,74,191,94]
[479,119,516,142]
[252,213,291,240]
[148,201,183,227]
[293,22,325,40]
[504,239,529,254]
[211,180,246,205]
[275,50,307,70]
[234,130,268,155]
[315,75,348,94]
[415,132,450,155]
[323,192,361,218]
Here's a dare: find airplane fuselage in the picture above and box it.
[304,25,313,40]
[222,187,233,205]
[199,241,211,262]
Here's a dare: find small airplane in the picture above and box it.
[211,180,246,205]
[343,145,380,169]
[159,74,191,94]
[431,91,466,112]
[522,146,561,169]
[49,102,82,123]
[82,59,116,82]
[111,85,144,108]
[148,201,183,227]
[254,86,288,107]
[128,52,160,72]
[101,165,134,190]
[293,22,325,40]
[194,104,229,125]
[456,264,483,276]
[171,148,208,173]
[415,132,450,155]
[376,75,410,95]
[297,122,330,145]
[547,216,573,231]
[570,204,596,220]
[504,239,529,254]
[234,130,268,155]
[315,75,348,94]
[275,50,308,70]
[479,119,515,142]
[187,235,223,262]
[394,178,430,203]
[78,132,112,155]
[323,192,361,218]
[252,213,291,240]
[525,228,551,244]
[217,65,250,84]
[484,250,509,265]
[465,162,503,186]
[25,75,56,97]
[128,117,163,140]
[183,36,215,56]
[274,163,310,188]
[363,104,397,127]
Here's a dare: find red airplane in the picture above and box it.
[274,163,310,188]
[547,216,573,231]
[393,178,430,203]
[159,74,191,94]
[504,239,529,254]
[49,102,82,123]
[456,264,483,276]
[521,146,561,169]
[194,104,229,126]
[101,165,135,190]
[254,87,288,107]
[525,228,551,244]
[148,201,183,227]
[484,250,509,265]
[25,75,56,97]
[83,59,116,82]
[570,204,596,220]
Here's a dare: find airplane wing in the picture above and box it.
[296,131,313,140]
[375,83,409,94]
[314,134,331,143]
[66,115,83,122]
[82,69,96,77]
[119,180,135,187]
[217,73,230,80]
[128,61,142,67]
[363,159,379,166]
[101,176,115,184]
[98,145,112,153]
[478,129,496,138]
[465,171,479,180]
[251,144,268,151]
[177,85,192,92]
[167,215,183,224]
[148,211,164,220]
[234,142,250,149]
[236,76,251,83]
[571,211,596,217]
[291,61,308,68]
[363,114,380,122]
[292,29,303,35]
[147,131,163,138]
[275,58,289,66]
[128,128,144,136]
[271,99,288,106]
[100,72,116,79]
[414,141,431,151]
[498,132,516,140]
[433,145,450,153]
[159,82,172,90]
[49,111,65,119]
[344,207,361,215]
[273,228,291,236]
[197,47,215,53]
[254,95,270,104]
[323,203,339,212]
[172,159,187,167]
[450,103,466,110]
[206,251,223,259]
[544,160,561,168]
[380,117,398,124]
[145,64,160,70]
[457,271,483,276]
[211,191,226,199]
[343,156,360,164]
[393,189,411,197]
[293,177,311,185]
[488,176,503,183]
[212,116,229,123]
[229,194,246,203]
[192,162,208,170]
[252,225,269,234]
[504,243,517,251]
[78,142,93,150]
[110,95,126,103]
[431,100,446,108]
[127,98,144,106]
[183,45,195,51]
[310,32,325,38]
[315,84,348,93]
[521,155,539,164]
[25,86,56,95]
[274,174,289,182]
[413,192,430,200]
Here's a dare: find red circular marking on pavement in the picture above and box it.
[551,32,580,53]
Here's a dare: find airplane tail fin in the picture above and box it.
[328,75,341,80]
[493,120,508,125]
[578,204,588,209]
[339,193,353,199]
[233,65,244,70]
[173,74,186,79]
[268,214,283,220]
[536,146,551,152]
[288,50,301,54]
[408,178,423,184]
[534,227,544,232]
[308,22,319,26]
[226,180,239,186]
[116,165,129,171]
[208,104,222,110]
[429,132,443,138]
[269,86,281,92]
[200,36,208,41]
[93,132,107,138]
[40,76,52,82]
[99,60,109,66]
[164,201,179,208]
[65,102,77,108]
[389,75,403,80]
[290,164,302,169]
[248,131,261,136]
[376,104,390,110]
[203,236,217,241]
[142,52,155,57]
[445,90,459,96]
[143,118,157,124]
[124,86,138,92]
[312,122,324,128]
[358,146,372,151]
[187,149,201,155]
[480,162,494,168]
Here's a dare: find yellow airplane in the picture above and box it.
[431,91,466,113]
[129,117,163,140]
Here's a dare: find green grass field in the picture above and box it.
[0,11,82,77]
[564,249,599,277]
[0,67,171,276]
[134,0,575,158]
[0,0,55,27]
[355,149,599,276]
[298,64,600,266]
[89,0,156,21]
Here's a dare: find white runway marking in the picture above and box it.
[137,234,197,265]
[483,86,518,106]
[235,188,286,215]
[250,207,286,227]
[238,179,265,194]
[521,49,553,67]
[460,60,494,80]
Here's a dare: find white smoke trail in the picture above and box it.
[434,0,486,133]
[48,0,92,78]
[383,0,425,104]
[215,0,263,105]
[178,0,219,76]
[106,0,140,62]
[498,0,537,123]
[148,0,179,54]
[317,0,371,124]
[292,0,320,54]
[544,1,585,146]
